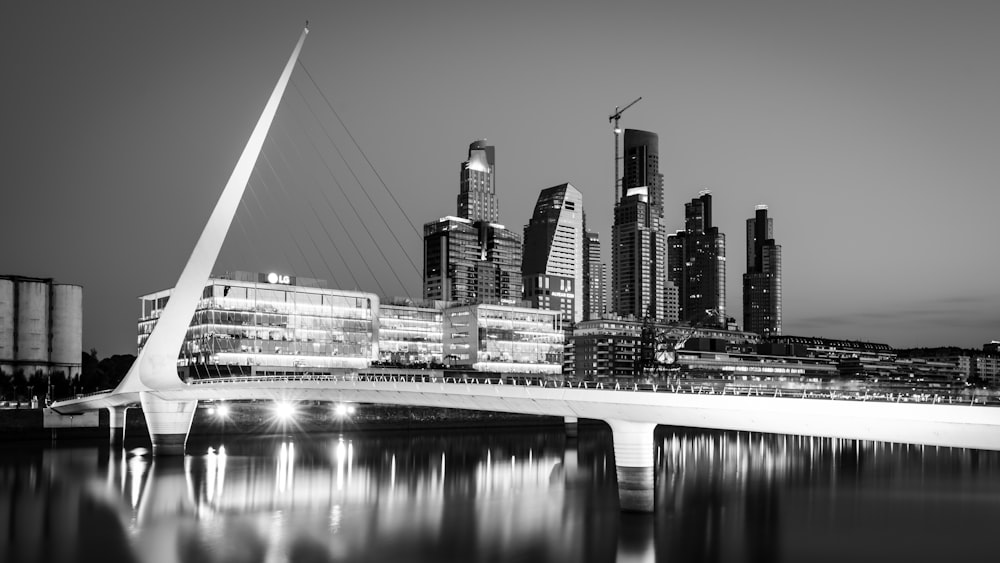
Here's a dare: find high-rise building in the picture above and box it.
[611,129,668,319]
[423,216,523,306]
[423,140,522,306]
[668,191,726,327]
[583,226,606,321]
[457,140,499,223]
[743,205,781,336]
[522,183,584,322]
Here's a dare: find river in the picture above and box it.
[2,425,999,562]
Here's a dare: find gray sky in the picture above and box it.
[2,0,998,355]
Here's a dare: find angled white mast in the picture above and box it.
[115,27,309,393]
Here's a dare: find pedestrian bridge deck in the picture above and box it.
[52,372,1000,451]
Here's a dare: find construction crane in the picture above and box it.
[641,309,720,374]
[609,97,642,206]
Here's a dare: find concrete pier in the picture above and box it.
[139,393,196,456]
[564,416,579,438]
[108,406,127,445]
[607,419,657,512]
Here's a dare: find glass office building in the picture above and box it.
[138,271,378,379]
[444,304,563,374]
[377,303,444,366]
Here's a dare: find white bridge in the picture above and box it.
[48,27,1000,512]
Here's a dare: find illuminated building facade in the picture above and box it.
[443,304,563,374]
[457,140,499,223]
[138,271,378,379]
[522,183,584,323]
[611,129,668,320]
[668,191,726,327]
[377,302,444,365]
[743,205,782,336]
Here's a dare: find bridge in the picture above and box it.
[49,26,1000,512]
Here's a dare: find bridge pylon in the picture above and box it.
[140,393,197,456]
[607,419,657,512]
[93,27,309,455]
[108,406,128,445]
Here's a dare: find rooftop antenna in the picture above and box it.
[609,96,642,207]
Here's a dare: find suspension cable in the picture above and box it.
[286,83,415,296]
[299,61,423,240]
[290,78,423,285]
[269,121,376,293]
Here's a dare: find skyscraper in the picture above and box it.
[457,140,499,223]
[743,205,781,336]
[522,183,584,323]
[611,129,668,319]
[423,140,522,306]
[668,191,726,327]
[583,226,607,321]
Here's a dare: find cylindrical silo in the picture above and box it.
[16,279,50,372]
[0,278,15,369]
[51,284,83,379]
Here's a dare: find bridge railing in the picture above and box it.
[184,373,1000,407]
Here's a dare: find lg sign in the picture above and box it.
[267,272,291,284]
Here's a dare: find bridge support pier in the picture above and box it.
[108,406,128,446]
[564,416,579,438]
[139,393,197,456]
[607,419,657,513]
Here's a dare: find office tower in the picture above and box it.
[482,222,523,306]
[523,183,584,323]
[583,225,607,321]
[424,217,523,307]
[457,140,499,223]
[424,140,522,306]
[667,191,726,327]
[611,129,667,319]
[743,205,781,336]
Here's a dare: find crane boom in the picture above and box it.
[609,96,642,123]
[610,96,642,205]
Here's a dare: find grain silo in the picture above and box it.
[0,275,83,380]
[15,277,50,376]
[0,278,14,374]
[51,283,83,379]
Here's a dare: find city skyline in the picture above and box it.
[2,1,998,354]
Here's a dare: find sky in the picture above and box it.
[2,0,998,356]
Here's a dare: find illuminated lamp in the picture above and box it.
[275,401,296,421]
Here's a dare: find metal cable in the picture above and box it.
[290,75,423,286]
[287,81,413,297]
[299,61,423,241]
[269,120,370,292]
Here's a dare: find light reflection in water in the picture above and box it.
[3,428,1000,563]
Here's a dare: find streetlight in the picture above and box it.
[333,403,356,418]
[274,401,296,422]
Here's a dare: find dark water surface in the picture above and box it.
[2,425,999,562]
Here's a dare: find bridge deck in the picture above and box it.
[51,373,1000,451]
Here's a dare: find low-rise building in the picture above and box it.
[443,304,563,374]
[139,271,378,379]
[377,300,444,366]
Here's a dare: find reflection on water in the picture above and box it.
[2,427,1000,562]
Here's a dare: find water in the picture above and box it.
[2,426,999,563]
